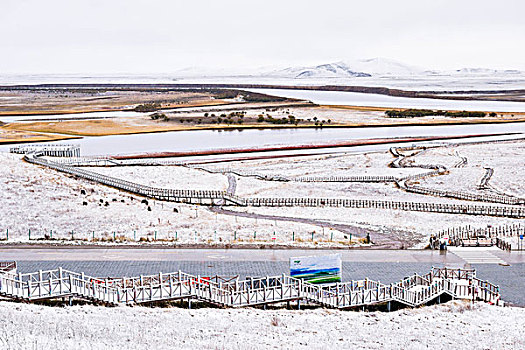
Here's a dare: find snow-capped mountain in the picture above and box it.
[266,58,426,79]
[268,62,371,79]
[340,58,426,76]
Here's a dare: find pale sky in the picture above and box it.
[2,0,524,74]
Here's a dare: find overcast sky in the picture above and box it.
[2,0,524,74]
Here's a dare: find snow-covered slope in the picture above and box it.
[0,301,523,349]
[266,58,426,78]
[264,58,525,82]
[268,62,371,79]
[340,57,426,76]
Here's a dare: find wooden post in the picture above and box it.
[59,267,63,294]
[159,272,163,298]
[38,270,42,296]
[336,282,339,307]
[69,274,73,295]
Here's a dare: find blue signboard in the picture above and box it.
[290,254,342,284]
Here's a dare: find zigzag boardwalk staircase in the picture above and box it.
[0,265,502,309]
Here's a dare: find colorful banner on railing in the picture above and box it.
[290,254,342,284]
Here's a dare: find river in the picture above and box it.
[2,88,525,156]
[248,88,525,112]
[1,122,524,156]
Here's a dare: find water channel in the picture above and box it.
[2,89,524,156]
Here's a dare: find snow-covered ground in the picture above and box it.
[225,206,520,247]
[0,300,523,350]
[1,139,523,247]
[0,153,344,246]
[88,165,228,191]
[202,151,423,178]
[416,140,525,198]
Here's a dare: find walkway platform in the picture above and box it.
[0,265,502,309]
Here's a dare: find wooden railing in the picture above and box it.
[10,144,81,157]
[24,153,230,205]
[0,261,16,273]
[0,266,502,309]
[15,146,525,218]
[437,223,523,250]
[391,146,524,206]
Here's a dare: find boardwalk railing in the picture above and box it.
[398,181,524,205]
[437,223,523,250]
[0,266,502,309]
[15,146,525,218]
[391,146,525,206]
[10,144,81,157]
[478,168,494,190]
[246,197,525,218]
[437,223,524,240]
[24,153,231,205]
[0,261,16,273]
[294,175,397,183]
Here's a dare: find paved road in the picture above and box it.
[2,248,523,306]
[448,246,509,265]
[1,247,523,263]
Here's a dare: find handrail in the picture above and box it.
[0,265,502,309]
[14,146,525,218]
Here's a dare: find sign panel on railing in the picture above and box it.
[289,254,342,284]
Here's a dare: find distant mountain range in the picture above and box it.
[262,58,523,79]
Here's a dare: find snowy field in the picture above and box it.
[226,206,521,247]
[0,300,523,350]
[88,165,228,191]
[416,140,525,198]
[0,153,342,246]
[201,151,423,178]
[1,139,523,247]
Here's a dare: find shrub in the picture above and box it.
[385,109,487,118]
[150,112,168,121]
[134,103,161,112]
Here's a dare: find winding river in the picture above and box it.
[249,88,525,112]
[2,89,525,156]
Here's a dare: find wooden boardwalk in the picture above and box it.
[391,146,524,205]
[437,223,523,250]
[14,146,525,218]
[0,264,502,309]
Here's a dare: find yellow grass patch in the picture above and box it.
[0,99,232,116]
[0,128,80,144]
